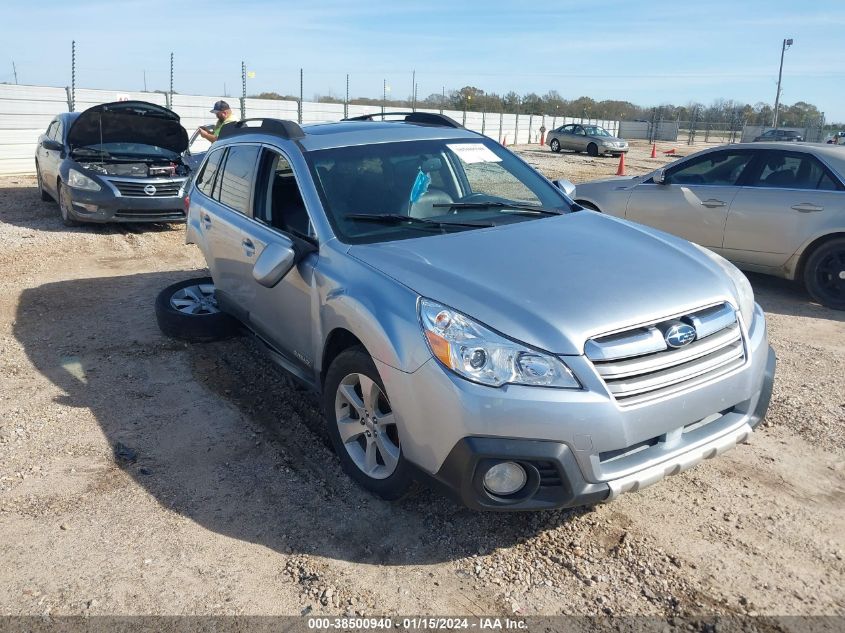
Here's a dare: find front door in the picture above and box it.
[625,149,756,251]
[239,147,319,371]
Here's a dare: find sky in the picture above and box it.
[3,0,845,121]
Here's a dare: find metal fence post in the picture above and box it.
[65,86,73,113]
[70,40,76,112]
[240,61,246,119]
[481,109,486,136]
[499,109,503,144]
[299,68,303,124]
[528,114,533,143]
[344,74,349,119]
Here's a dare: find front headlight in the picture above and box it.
[601,141,614,147]
[68,169,101,191]
[692,244,755,326]
[419,299,580,389]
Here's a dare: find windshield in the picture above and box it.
[306,138,571,244]
[74,142,180,159]
[583,126,611,137]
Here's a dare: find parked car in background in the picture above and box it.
[547,124,628,156]
[573,142,845,309]
[156,113,774,511]
[753,129,803,142]
[35,101,195,226]
[826,132,845,145]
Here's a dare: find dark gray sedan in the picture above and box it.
[547,123,628,157]
[34,101,200,226]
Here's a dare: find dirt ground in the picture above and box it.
[1,141,843,628]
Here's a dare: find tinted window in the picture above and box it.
[256,150,313,237]
[45,121,58,140]
[217,145,260,215]
[667,151,753,186]
[748,152,842,190]
[196,148,224,197]
[53,120,64,142]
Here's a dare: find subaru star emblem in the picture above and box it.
[143,184,157,196]
[664,323,696,348]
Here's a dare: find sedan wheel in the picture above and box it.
[36,164,51,201]
[804,237,845,310]
[58,182,80,227]
[154,277,239,342]
[587,143,599,157]
[323,346,412,499]
[550,139,561,153]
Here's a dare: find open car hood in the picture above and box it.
[66,101,189,154]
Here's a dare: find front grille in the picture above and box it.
[109,179,185,197]
[114,209,185,220]
[586,303,745,406]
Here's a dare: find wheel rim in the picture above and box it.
[169,283,220,315]
[334,372,399,480]
[813,249,845,302]
[551,140,559,151]
[59,184,72,220]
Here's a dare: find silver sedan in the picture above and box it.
[547,123,629,156]
[573,142,845,309]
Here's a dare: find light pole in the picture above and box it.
[772,38,793,129]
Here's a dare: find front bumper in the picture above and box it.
[63,179,187,223]
[378,304,775,511]
[600,144,628,154]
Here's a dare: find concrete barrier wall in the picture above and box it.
[0,83,620,175]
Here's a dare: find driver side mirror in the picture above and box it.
[252,241,296,288]
[652,168,666,185]
[41,139,63,152]
[552,178,576,197]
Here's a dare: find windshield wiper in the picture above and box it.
[345,213,493,228]
[432,201,563,215]
[73,147,111,158]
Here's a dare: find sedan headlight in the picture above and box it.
[419,299,580,389]
[68,169,101,191]
[601,141,614,147]
[692,244,755,326]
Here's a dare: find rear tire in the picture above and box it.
[323,346,413,500]
[155,277,240,342]
[803,237,845,310]
[36,163,52,201]
[587,143,599,157]
[550,139,561,153]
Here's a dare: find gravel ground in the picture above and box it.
[1,141,843,629]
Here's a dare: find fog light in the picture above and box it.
[73,202,98,213]
[483,462,527,496]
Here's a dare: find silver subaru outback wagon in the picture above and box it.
[167,112,775,511]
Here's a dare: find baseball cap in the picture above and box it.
[210,100,230,113]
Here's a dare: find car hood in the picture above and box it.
[348,212,738,355]
[66,101,189,154]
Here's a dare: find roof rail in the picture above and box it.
[342,111,463,128]
[218,118,305,141]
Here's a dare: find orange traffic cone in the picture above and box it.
[650,143,657,158]
[502,135,508,147]
[663,148,676,155]
[616,153,626,176]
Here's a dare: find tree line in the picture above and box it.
[251,86,834,129]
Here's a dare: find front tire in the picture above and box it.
[550,139,561,153]
[803,237,845,310]
[587,143,599,157]
[57,181,80,227]
[155,277,240,342]
[323,346,413,500]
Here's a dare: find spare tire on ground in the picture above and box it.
[155,276,239,342]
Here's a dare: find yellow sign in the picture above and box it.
[247,71,256,79]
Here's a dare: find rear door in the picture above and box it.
[238,147,319,369]
[38,119,61,192]
[558,125,578,150]
[722,150,845,268]
[624,148,756,251]
[192,143,261,316]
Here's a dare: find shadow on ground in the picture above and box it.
[14,270,582,566]
[0,184,180,234]
[747,272,844,323]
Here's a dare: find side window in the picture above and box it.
[666,151,753,186]
[45,121,58,140]
[748,152,843,191]
[54,120,64,143]
[574,126,586,135]
[561,125,574,133]
[255,150,313,237]
[217,145,260,215]
[196,148,225,197]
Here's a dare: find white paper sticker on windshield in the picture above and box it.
[446,143,503,164]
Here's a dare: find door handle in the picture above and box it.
[701,199,727,208]
[242,238,256,257]
[201,213,212,228]
[791,203,824,213]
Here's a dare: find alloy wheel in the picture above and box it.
[334,372,400,479]
[169,283,220,315]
